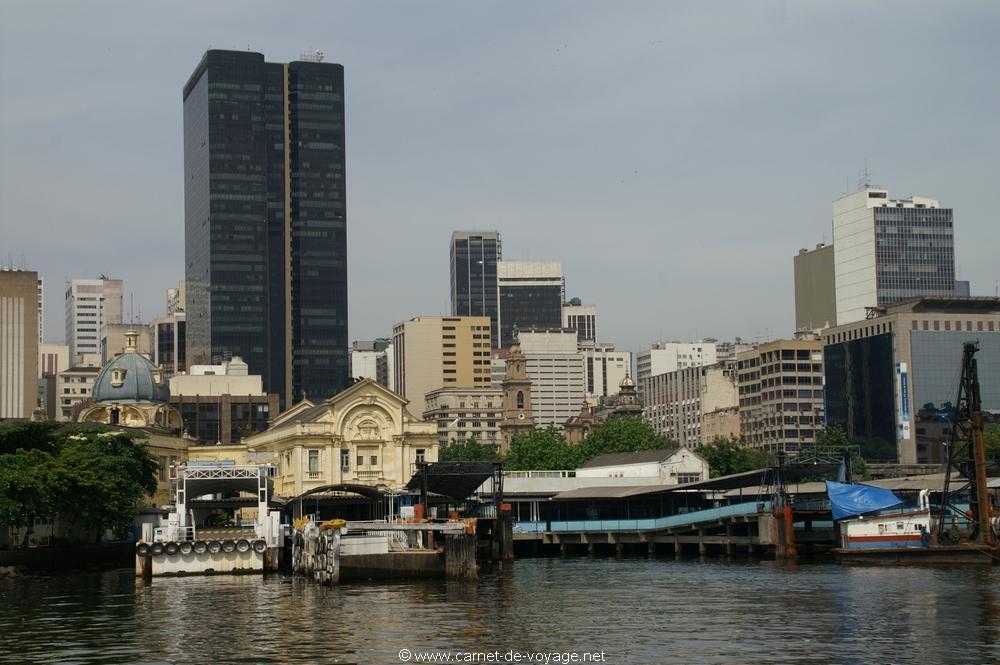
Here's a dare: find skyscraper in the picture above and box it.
[65,277,123,364]
[0,269,40,419]
[183,49,348,407]
[450,231,501,348]
[832,187,955,325]
[496,261,564,349]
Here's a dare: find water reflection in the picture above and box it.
[1,559,998,664]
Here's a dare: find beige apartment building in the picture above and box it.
[392,316,492,415]
[423,386,503,447]
[0,269,40,419]
[736,337,825,452]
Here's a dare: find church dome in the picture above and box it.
[91,333,169,404]
[620,373,635,389]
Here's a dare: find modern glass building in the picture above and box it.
[450,231,501,348]
[496,261,564,349]
[183,50,348,407]
[823,297,1000,464]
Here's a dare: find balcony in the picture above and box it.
[355,470,384,482]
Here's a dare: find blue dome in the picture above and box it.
[92,351,169,404]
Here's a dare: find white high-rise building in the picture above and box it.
[65,278,123,364]
[579,342,631,398]
[561,302,597,342]
[832,187,955,325]
[636,340,718,383]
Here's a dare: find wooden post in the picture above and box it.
[674,536,682,559]
[587,542,595,557]
[698,529,707,558]
[615,542,623,558]
[499,510,514,562]
[647,542,656,558]
[725,524,733,558]
[559,543,567,558]
[445,533,478,581]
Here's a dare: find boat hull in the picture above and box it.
[833,544,996,564]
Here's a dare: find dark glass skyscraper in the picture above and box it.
[183,50,348,407]
[450,231,501,348]
[496,261,564,349]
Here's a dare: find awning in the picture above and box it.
[406,461,498,500]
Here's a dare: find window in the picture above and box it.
[308,450,320,473]
[357,455,364,467]
[517,391,524,409]
[370,455,378,466]
[340,450,350,471]
[416,449,426,463]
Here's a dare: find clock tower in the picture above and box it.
[500,341,534,453]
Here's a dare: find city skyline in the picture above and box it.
[2,2,998,355]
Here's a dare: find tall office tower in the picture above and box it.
[793,243,837,331]
[65,277,123,364]
[184,49,348,407]
[36,276,43,343]
[516,328,586,428]
[496,261,564,349]
[391,316,492,416]
[450,231,501,348]
[561,300,597,343]
[833,187,955,325]
[0,269,40,418]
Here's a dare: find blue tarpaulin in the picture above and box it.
[825,481,903,520]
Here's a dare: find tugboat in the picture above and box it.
[833,342,998,564]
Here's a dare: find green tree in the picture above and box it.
[55,430,159,538]
[504,426,580,471]
[0,449,65,546]
[813,425,870,479]
[575,415,673,465]
[695,437,771,478]
[0,420,61,454]
[0,425,159,545]
[439,437,498,462]
[984,427,1000,462]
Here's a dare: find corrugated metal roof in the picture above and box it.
[579,448,678,469]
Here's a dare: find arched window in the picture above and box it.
[516,391,524,409]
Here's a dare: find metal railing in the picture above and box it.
[515,501,771,534]
[153,525,195,542]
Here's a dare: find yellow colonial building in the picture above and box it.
[232,379,438,497]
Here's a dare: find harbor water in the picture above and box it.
[1,558,999,664]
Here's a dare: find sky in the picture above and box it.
[2,1,998,354]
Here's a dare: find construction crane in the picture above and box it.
[938,342,995,547]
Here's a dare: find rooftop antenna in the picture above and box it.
[857,159,872,191]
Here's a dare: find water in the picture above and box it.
[1,558,999,664]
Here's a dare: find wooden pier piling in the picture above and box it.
[445,533,478,581]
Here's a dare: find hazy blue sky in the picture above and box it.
[2,1,998,353]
